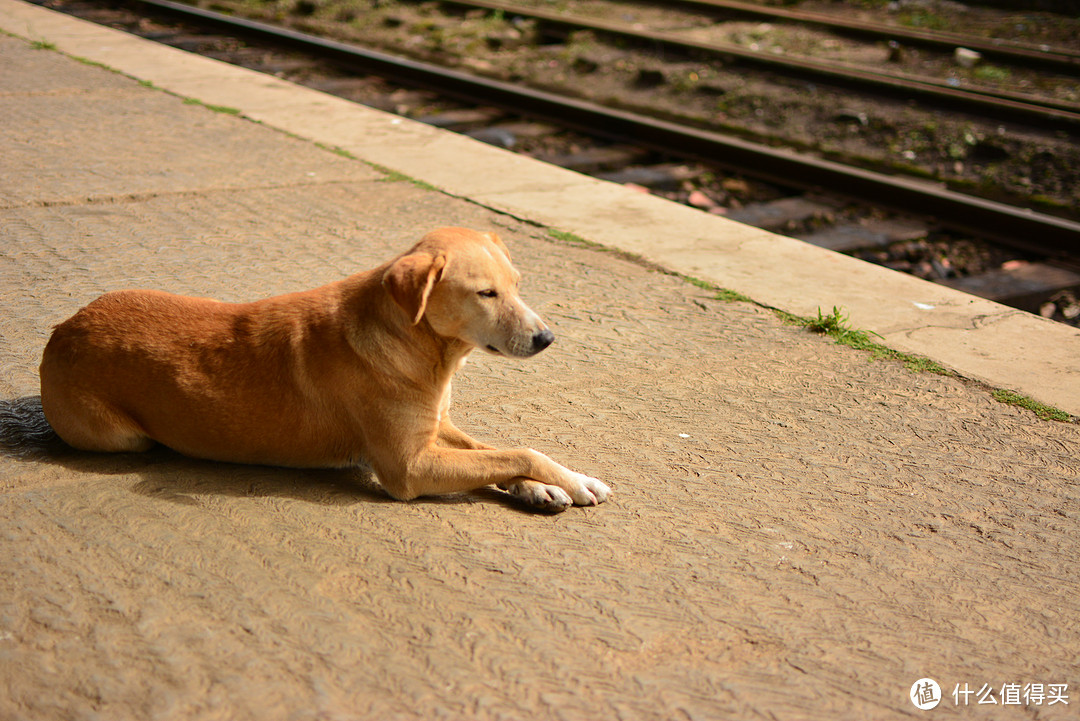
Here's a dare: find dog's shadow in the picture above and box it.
[0,396,525,512]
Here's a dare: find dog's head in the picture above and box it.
[383,228,554,358]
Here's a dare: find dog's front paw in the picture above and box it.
[500,479,573,512]
[566,471,612,507]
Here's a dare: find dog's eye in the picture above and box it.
[478,289,499,298]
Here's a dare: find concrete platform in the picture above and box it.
[4,0,1077,417]
[1,2,1078,719]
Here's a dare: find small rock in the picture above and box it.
[572,56,599,74]
[465,128,516,149]
[485,27,524,51]
[695,81,727,97]
[687,190,717,209]
[835,110,868,126]
[461,58,495,74]
[972,139,1010,162]
[721,177,750,195]
[955,47,982,68]
[634,68,666,88]
[887,40,904,63]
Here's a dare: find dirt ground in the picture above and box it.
[2,28,1079,720]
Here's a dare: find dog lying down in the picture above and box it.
[39,227,611,512]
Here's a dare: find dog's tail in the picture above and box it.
[0,395,66,459]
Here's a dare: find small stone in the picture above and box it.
[835,110,868,126]
[465,128,516,149]
[688,190,717,209]
[695,81,727,97]
[634,68,666,88]
[955,47,982,68]
[721,177,749,195]
[887,40,904,63]
[572,56,599,74]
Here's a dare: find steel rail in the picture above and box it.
[662,0,1080,75]
[128,0,1080,256]
[436,0,1080,131]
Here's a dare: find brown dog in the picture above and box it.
[39,227,611,511]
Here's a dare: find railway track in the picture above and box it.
[657,0,1080,74]
[30,0,1080,324]
[434,0,1080,131]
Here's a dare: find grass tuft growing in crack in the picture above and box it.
[364,161,440,191]
[992,390,1073,422]
[182,97,242,115]
[794,305,952,375]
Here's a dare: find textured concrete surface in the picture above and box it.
[2,13,1079,721]
[4,0,1075,415]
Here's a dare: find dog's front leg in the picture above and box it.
[435,422,604,511]
[496,477,591,512]
[378,447,610,512]
[436,417,494,450]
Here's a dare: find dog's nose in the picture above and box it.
[532,329,555,353]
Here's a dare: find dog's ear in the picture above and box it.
[382,252,448,325]
[485,231,511,261]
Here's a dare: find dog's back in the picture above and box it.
[40,285,366,466]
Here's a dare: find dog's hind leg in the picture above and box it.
[41,392,154,453]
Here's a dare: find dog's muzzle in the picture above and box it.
[489,329,554,358]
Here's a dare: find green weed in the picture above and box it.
[547,229,603,249]
[183,97,242,115]
[315,142,356,159]
[542,233,1068,420]
[974,65,1011,83]
[798,306,950,373]
[364,161,439,191]
[992,390,1073,422]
